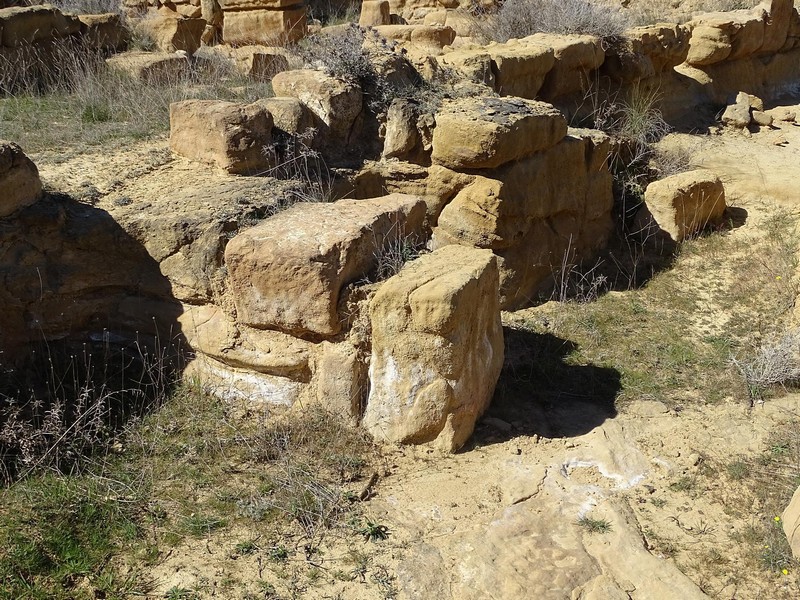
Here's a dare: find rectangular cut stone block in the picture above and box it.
[222,7,306,45]
[224,194,428,336]
[363,245,504,452]
[169,99,273,174]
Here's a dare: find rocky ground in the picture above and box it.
[21,102,800,598]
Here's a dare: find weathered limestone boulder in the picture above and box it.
[783,484,800,558]
[224,194,428,336]
[0,141,42,219]
[272,69,362,147]
[78,14,130,52]
[0,5,81,47]
[362,244,504,452]
[106,51,191,83]
[635,169,726,243]
[222,6,306,45]
[360,0,391,26]
[431,97,568,170]
[134,14,205,54]
[169,100,274,174]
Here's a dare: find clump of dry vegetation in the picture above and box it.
[471,0,631,43]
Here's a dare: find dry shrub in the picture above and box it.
[472,0,631,43]
[731,331,800,402]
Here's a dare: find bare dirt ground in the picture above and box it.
[26,103,800,599]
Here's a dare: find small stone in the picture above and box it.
[751,110,773,127]
[688,453,701,466]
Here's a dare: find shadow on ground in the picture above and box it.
[0,191,187,482]
[467,326,621,449]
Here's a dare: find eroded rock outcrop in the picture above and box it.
[363,244,504,451]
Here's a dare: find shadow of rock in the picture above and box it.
[0,191,187,479]
[468,326,620,447]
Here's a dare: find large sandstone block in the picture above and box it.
[222,7,306,45]
[362,244,504,452]
[433,130,613,307]
[134,14,205,54]
[437,47,496,87]
[254,96,314,134]
[487,39,555,99]
[224,194,428,336]
[360,0,390,26]
[603,24,690,82]
[272,69,362,145]
[106,51,191,83]
[532,33,604,100]
[220,0,300,9]
[635,169,726,243]
[228,45,289,79]
[685,10,765,66]
[0,5,81,47]
[169,100,274,174]
[431,97,567,170]
[0,141,43,218]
